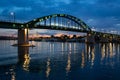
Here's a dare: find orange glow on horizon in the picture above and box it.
[28,33,82,38]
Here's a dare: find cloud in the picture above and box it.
[0,0,120,34]
[0,29,17,36]
[79,0,97,4]
[12,7,32,12]
[116,24,120,26]
[0,9,4,14]
[87,19,94,23]
[1,0,120,18]
[54,0,71,4]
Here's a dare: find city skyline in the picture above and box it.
[0,0,120,35]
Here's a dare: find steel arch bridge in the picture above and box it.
[26,14,91,32]
[0,14,120,44]
[0,14,91,33]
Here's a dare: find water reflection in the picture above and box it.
[66,53,71,73]
[1,41,120,80]
[101,43,106,61]
[14,43,120,80]
[109,43,113,58]
[85,44,95,67]
[81,51,85,68]
[18,46,30,71]
[10,66,16,80]
[0,65,16,80]
[66,43,72,73]
[46,58,51,77]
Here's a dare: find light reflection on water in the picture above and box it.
[0,40,120,80]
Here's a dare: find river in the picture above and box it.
[0,40,120,80]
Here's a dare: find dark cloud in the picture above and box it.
[0,0,120,31]
[97,0,120,4]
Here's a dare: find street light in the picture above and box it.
[10,12,15,22]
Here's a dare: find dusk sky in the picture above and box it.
[0,0,120,35]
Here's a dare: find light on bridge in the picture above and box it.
[52,14,57,17]
[26,24,29,27]
[60,14,65,16]
[45,17,48,20]
[25,28,28,35]
[21,25,24,27]
[33,19,36,21]
[13,24,16,27]
[39,19,41,21]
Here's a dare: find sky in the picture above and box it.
[0,0,120,35]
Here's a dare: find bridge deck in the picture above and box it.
[0,21,23,29]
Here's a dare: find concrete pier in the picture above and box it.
[85,33,95,44]
[18,28,29,46]
[13,28,35,47]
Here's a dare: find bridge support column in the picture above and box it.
[12,28,34,47]
[85,33,95,44]
[18,28,29,46]
[12,28,34,46]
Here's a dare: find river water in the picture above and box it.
[0,40,120,80]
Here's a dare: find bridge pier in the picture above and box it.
[18,28,29,46]
[85,33,95,44]
[13,28,34,47]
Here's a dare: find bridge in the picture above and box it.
[0,14,120,46]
